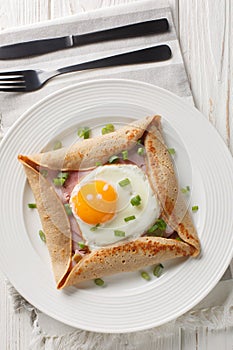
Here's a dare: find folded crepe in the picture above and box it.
[18,115,200,289]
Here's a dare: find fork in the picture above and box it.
[0,45,171,92]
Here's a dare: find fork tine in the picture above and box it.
[0,71,24,76]
[0,76,24,82]
[0,87,26,92]
[0,82,25,87]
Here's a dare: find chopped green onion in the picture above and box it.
[130,195,141,206]
[101,128,108,135]
[40,169,48,178]
[168,148,176,155]
[95,161,102,167]
[122,150,128,160]
[181,186,190,194]
[148,219,167,233]
[118,178,130,187]
[137,139,142,144]
[137,147,144,156]
[156,219,167,230]
[90,223,100,231]
[78,241,86,249]
[192,205,199,212]
[141,271,151,281]
[114,230,125,237]
[53,172,69,187]
[53,177,66,187]
[153,263,164,277]
[148,223,159,233]
[39,230,46,243]
[176,236,182,241]
[57,172,69,180]
[148,219,166,235]
[124,215,136,222]
[101,124,115,135]
[94,278,105,286]
[28,203,37,209]
[64,203,72,216]
[53,140,62,150]
[78,126,90,139]
[147,229,164,237]
[109,155,119,163]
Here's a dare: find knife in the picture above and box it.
[0,18,169,59]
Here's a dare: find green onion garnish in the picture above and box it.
[39,230,46,243]
[181,186,190,194]
[137,147,144,156]
[168,148,176,155]
[90,223,100,231]
[109,155,119,163]
[114,230,125,237]
[130,195,141,206]
[94,278,105,286]
[153,264,164,277]
[122,150,128,160]
[119,178,130,187]
[53,140,62,150]
[141,271,151,281]
[28,203,37,209]
[57,172,69,180]
[148,219,167,235]
[156,219,167,230]
[78,126,90,139]
[149,219,167,232]
[137,139,142,144]
[64,203,72,216]
[40,169,48,178]
[53,172,69,187]
[124,215,136,222]
[101,124,115,135]
[192,205,199,212]
[53,177,66,187]
[78,242,86,249]
[95,161,102,167]
[148,223,159,233]
[176,236,182,241]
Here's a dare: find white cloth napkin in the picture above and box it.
[0,1,232,349]
[0,0,191,128]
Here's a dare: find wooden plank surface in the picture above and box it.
[0,1,232,349]
[179,0,233,152]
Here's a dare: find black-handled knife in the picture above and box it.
[0,18,169,59]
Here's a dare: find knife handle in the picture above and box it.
[73,18,169,46]
[57,45,172,75]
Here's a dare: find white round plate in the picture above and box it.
[0,79,233,333]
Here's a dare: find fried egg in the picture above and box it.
[70,164,160,249]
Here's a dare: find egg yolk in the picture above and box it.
[72,180,117,225]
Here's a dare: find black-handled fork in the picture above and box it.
[0,45,171,93]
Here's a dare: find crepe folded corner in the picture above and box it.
[18,115,201,289]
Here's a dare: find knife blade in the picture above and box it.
[0,18,169,59]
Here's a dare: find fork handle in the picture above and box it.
[57,45,171,75]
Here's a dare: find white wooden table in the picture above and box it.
[0,1,232,349]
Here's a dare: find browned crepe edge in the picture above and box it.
[144,116,200,256]
[18,115,155,171]
[22,162,72,287]
[62,237,195,288]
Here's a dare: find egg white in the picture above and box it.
[70,164,160,249]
